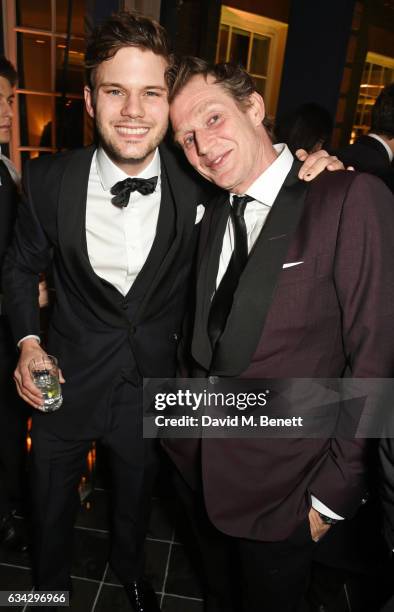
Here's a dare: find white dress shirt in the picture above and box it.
[216,143,293,287]
[86,147,161,296]
[216,142,343,522]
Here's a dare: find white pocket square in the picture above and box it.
[195,204,205,224]
[283,261,304,269]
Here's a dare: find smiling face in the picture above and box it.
[84,46,169,175]
[0,76,14,145]
[170,74,272,194]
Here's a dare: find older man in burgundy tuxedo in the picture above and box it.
[165,57,394,612]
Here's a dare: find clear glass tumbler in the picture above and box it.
[29,354,63,412]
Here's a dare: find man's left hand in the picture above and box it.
[297,149,346,181]
[308,507,331,542]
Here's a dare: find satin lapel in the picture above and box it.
[57,147,128,329]
[132,144,201,321]
[212,160,308,375]
[127,162,175,301]
[191,191,230,370]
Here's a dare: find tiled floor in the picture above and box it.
[0,491,205,612]
[1,449,394,612]
[0,500,205,611]
[0,449,205,612]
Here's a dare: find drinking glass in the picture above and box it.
[29,354,63,412]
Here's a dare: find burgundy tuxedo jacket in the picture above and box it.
[165,163,394,542]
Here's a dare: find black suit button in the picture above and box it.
[130,326,137,335]
[209,376,219,385]
[122,302,129,310]
[172,333,180,341]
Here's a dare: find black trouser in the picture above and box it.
[173,470,317,612]
[30,379,158,589]
[0,316,29,517]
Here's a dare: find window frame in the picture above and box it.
[351,51,394,142]
[2,0,85,170]
[216,6,288,118]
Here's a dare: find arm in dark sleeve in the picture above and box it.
[0,173,18,291]
[2,161,53,343]
[310,173,394,517]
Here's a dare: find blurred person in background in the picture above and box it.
[0,55,29,552]
[275,102,333,155]
[336,83,394,192]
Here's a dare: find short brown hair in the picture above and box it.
[0,56,17,87]
[167,56,256,108]
[85,11,171,90]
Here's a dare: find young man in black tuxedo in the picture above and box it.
[0,55,29,553]
[2,12,341,612]
[2,14,206,612]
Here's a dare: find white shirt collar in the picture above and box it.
[369,133,394,162]
[96,146,161,191]
[230,143,294,207]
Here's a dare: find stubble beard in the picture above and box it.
[96,120,168,169]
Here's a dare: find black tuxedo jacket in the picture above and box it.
[166,164,394,542]
[0,159,18,292]
[379,436,394,550]
[336,135,394,192]
[0,157,25,438]
[2,144,209,436]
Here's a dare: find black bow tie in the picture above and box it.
[110,176,158,208]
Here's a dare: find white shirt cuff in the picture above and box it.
[17,335,41,349]
[311,495,344,520]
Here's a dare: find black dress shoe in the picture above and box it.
[0,511,28,552]
[124,581,161,612]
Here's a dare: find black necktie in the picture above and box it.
[208,194,253,349]
[110,176,158,208]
